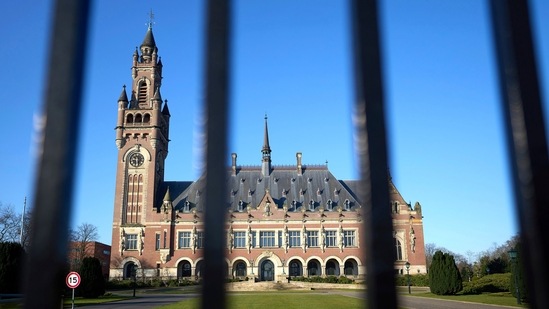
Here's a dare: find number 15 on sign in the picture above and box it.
[66,272,81,309]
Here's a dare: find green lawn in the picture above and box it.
[412,292,527,307]
[156,293,364,309]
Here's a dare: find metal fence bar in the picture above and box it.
[22,0,91,308]
[350,0,398,308]
[201,0,231,308]
[490,1,549,308]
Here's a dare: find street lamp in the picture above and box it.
[132,264,138,298]
[508,249,521,305]
[405,261,411,294]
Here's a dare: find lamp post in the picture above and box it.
[508,249,521,305]
[132,264,137,298]
[405,261,411,294]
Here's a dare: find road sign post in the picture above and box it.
[66,271,81,309]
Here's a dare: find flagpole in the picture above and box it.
[20,196,26,245]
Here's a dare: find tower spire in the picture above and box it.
[261,115,272,176]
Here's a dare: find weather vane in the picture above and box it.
[147,9,155,29]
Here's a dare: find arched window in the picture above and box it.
[235,261,247,277]
[124,262,137,279]
[395,238,403,261]
[143,113,151,123]
[344,259,358,276]
[289,260,302,277]
[326,260,339,276]
[326,199,333,211]
[177,260,191,278]
[126,114,134,124]
[135,114,143,124]
[307,260,321,276]
[195,261,203,278]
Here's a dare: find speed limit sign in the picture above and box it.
[66,271,81,289]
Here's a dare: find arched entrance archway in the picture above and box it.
[307,260,321,276]
[326,259,340,276]
[177,260,192,278]
[195,260,203,278]
[123,262,137,279]
[260,260,274,281]
[344,259,358,276]
[234,260,247,278]
[288,259,302,277]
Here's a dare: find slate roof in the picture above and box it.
[161,164,363,214]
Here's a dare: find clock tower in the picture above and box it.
[112,24,170,231]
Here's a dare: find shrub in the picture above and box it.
[461,273,511,295]
[429,251,462,295]
[395,274,429,287]
[78,257,105,298]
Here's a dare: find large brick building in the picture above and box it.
[109,25,426,281]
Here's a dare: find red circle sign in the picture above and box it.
[66,271,81,289]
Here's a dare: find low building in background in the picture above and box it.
[68,241,111,278]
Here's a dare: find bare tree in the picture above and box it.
[69,223,99,270]
[0,202,30,248]
[0,203,20,242]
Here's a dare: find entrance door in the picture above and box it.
[261,260,274,281]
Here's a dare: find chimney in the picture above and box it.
[231,153,237,176]
[296,152,302,175]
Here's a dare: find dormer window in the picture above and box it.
[309,200,315,211]
[344,199,351,210]
[291,200,297,212]
[183,201,190,212]
[326,199,333,211]
[238,200,244,212]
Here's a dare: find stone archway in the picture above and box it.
[288,259,303,277]
[307,259,321,277]
[325,259,340,276]
[177,260,192,278]
[260,260,274,281]
[123,262,137,279]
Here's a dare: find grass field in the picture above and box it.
[412,292,527,307]
[156,293,364,309]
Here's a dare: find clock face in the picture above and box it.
[129,153,144,167]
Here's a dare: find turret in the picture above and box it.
[261,116,272,176]
[116,85,128,149]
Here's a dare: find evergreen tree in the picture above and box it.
[0,242,25,293]
[429,250,463,295]
[78,257,105,298]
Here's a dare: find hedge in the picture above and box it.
[461,273,511,295]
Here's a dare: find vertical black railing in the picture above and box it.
[201,1,231,309]
[351,1,398,308]
[22,0,91,308]
[490,1,549,308]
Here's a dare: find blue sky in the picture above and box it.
[2,0,548,257]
